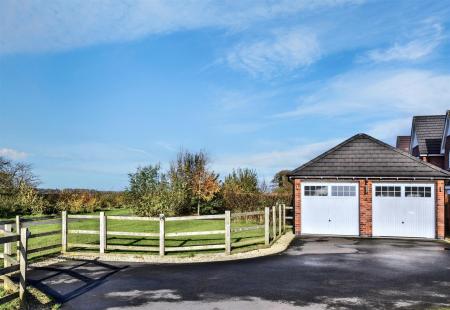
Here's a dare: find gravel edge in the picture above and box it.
[33,232,295,266]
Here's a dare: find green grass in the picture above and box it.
[1,209,270,262]
[0,287,60,310]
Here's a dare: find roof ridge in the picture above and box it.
[289,133,450,177]
[413,114,446,118]
[289,133,365,175]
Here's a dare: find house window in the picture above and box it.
[331,185,356,197]
[405,186,431,197]
[375,186,401,197]
[304,186,328,196]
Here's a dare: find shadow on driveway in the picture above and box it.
[28,259,128,303]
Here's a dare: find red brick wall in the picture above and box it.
[436,180,445,239]
[294,179,301,235]
[426,156,445,170]
[359,179,372,237]
[444,136,450,170]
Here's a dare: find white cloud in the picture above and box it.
[366,20,444,62]
[214,138,340,176]
[0,0,361,55]
[226,28,321,77]
[214,117,411,180]
[0,148,28,160]
[366,117,412,143]
[275,69,450,118]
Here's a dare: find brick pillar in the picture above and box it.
[435,180,445,239]
[359,179,372,237]
[294,179,301,235]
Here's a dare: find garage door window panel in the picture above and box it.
[405,186,431,198]
[304,186,328,196]
[375,186,401,197]
[331,186,356,197]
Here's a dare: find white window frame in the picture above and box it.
[331,185,356,197]
[375,186,401,197]
[404,186,432,198]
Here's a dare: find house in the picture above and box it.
[288,133,449,239]
[409,114,447,169]
[441,110,450,170]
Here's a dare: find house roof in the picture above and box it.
[396,136,411,153]
[289,133,450,179]
[411,115,446,155]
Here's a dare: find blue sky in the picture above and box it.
[1,0,450,190]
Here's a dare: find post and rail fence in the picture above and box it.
[0,215,62,306]
[0,203,292,305]
[63,203,290,256]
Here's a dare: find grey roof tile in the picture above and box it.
[412,115,446,154]
[289,133,450,178]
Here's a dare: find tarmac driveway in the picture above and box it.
[28,237,450,309]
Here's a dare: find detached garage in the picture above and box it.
[289,134,449,239]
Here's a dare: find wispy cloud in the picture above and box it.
[226,28,320,77]
[0,0,361,55]
[365,20,444,62]
[214,138,340,177]
[0,148,28,160]
[275,69,450,118]
[366,118,412,143]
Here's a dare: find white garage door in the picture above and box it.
[301,182,359,236]
[372,183,435,238]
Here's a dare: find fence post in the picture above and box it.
[264,207,270,246]
[272,206,277,240]
[16,215,21,261]
[283,204,286,233]
[61,211,67,253]
[99,212,106,254]
[278,204,282,236]
[19,227,29,301]
[225,210,231,255]
[159,214,165,256]
[3,224,12,268]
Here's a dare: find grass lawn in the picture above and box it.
[1,209,274,263]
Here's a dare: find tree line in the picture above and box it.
[0,150,292,217]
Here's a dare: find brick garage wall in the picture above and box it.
[294,179,301,235]
[446,194,450,237]
[359,179,372,237]
[436,180,445,239]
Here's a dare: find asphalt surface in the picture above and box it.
[28,237,450,309]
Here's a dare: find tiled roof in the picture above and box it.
[412,115,446,155]
[289,133,450,178]
[396,136,411,153]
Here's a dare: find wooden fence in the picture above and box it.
[0,205,291,305]
[63,204,290,256]
[0,216,62,305]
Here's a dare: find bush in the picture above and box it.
[222,191,291,212]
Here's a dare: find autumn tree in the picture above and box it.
[223,168,259,193]
[169,150,220,215]
[0,156,43,216]
[271,170,293,195]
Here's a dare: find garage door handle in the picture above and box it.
[328,219,331,222]
[401,221,404,224]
